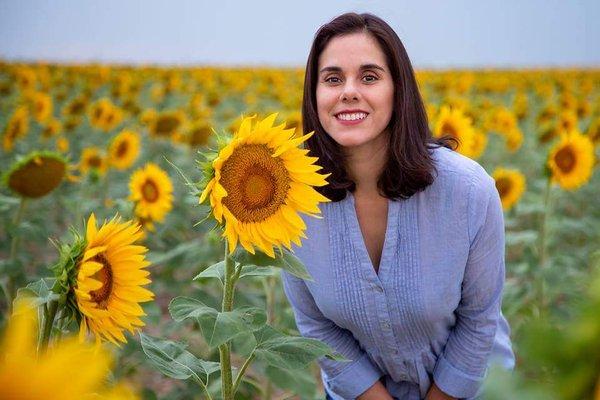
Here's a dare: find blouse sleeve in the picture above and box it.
[432,170,506,399]
[281,271,383,399]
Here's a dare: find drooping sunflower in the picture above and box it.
[3,151,67,198]
[2,105,29,151]
[547,130,595,190]
[72,213,154,344]
[108,130,141,170]
[129,163,174,223]
[199,113,330,257]
[433,105,475,157]
[80,147,108,176]
[492,167,526,211]
[0,302,113,400]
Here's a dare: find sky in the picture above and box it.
[0,0,599,68]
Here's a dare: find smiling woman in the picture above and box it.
[282,12,516,400]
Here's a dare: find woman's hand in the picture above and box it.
[425,382,457,400]
[356,380,395,400]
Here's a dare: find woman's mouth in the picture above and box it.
[334,111,368,126]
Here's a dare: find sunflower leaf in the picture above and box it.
[253,326,348,370]
[13,278,60,309]
[232,248,312,281]
[139,333,219,384]
[169,297,267,349]
[193,261,226,284]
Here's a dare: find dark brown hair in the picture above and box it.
[302,12,455,202]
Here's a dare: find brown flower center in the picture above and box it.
[116,139,129,158]
[441,122,458,138]
[89,253,113,309]
[554,146,576,173]
[142,179,159,202]
[495,177,512,199]
[220,144,290,223]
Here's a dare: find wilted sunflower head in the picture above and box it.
[198,113,330,257]
[492,167,526,211]
[108,130,141,170]
[3,151,67,198]
[52,214,154,345]
[547,130,595,190]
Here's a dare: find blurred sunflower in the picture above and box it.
[80,147,108,176]
[556,109,578,133]
[2,105,29,151]
[42,118,62,138]
[586,117,600,145]
[56,136,70,153]
[129,163,173,223]
[149,110,186,139]
[547,130,595,190]
[108,130,140,170]
[492,167,526,211]
[433,105,475,157]
[198,114,330,257]
[187,120,213,147]
[3,151,67,199]
[89,98,123,132]
[0,302,113,400]
[73,214,154,344]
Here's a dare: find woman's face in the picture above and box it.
[316,31,395,150]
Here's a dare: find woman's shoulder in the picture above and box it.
[429,145,495,192]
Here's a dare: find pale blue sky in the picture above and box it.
[1,0,598,68]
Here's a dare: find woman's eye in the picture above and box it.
[363,75,378,82]
[325,76,341,83]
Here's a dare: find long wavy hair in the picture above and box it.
[302,12,455,202]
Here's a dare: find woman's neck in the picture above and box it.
[344,132,389,196]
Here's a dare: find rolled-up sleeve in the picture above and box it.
[433,170,506,399]
[281,271,383,399]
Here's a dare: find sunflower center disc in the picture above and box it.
[495,177,512,198]
[441,122,458,138]
[88,156,102,168]
[220,144,290,223]
[555,146,576,173]
[142,179,159,203]
[89,253,113,308]
[116,140,129,157]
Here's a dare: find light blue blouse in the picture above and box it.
[281,146,515,400]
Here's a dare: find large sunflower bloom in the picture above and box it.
[128,163,174,223]
[199,114,330,257]
[492,167,526,211]
[433,106,476,157]
[0,302,112,400]
[75,214,154,344]
[547,130,595,190]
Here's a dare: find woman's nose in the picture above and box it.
[340,82,360,102]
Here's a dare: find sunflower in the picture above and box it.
[2,105,29,151]
[129,163,174,223]
[586,117,600,145]
[0,302,114,400]
[187,120,213,147]
[469,128,488,159]
[109,130,141,170]
[433,106,475,157]
[56,136,70,153]
[492,168,526,211]
[89,98,123,132]
[3,151,67,198]
[31,91,53,123]
[556,109,578,133]
[198,113,330,257]
[149,110,186,138]
[80,147,108,176]
[42,118,62,138]
[74,213,154,344]
[547,130,595,190]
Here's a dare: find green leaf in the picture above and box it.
[13,278,59,308]
[139,333,219,383]
[265,365,317,399]
[169,297,267,348]
[238,265,277,279]
[193,261,226,284]
[232,248,312,281]
[254,326,347,370]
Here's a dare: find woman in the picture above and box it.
[281,12,515,400]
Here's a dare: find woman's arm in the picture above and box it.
[357,380,395,400]
[432,170,506,399]
[425,382,456,400]
[281,271,386,399]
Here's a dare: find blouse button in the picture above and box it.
[374,285,383,293]
[382,321,391,330]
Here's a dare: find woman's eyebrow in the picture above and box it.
[319,64,385,74]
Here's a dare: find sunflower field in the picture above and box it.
[0,62,599,399]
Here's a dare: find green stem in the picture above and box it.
[232,351,256,395]
[538,177,553,316]
[5,197,28,313]
[40,300,59,353]
[219,241,235,400]
[191,375,213,400]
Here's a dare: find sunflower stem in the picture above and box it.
[4,197,28,313]
[40,299,59,353]
[219,241,235,400]
[538,177,553,317]
[232,350,256,395]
